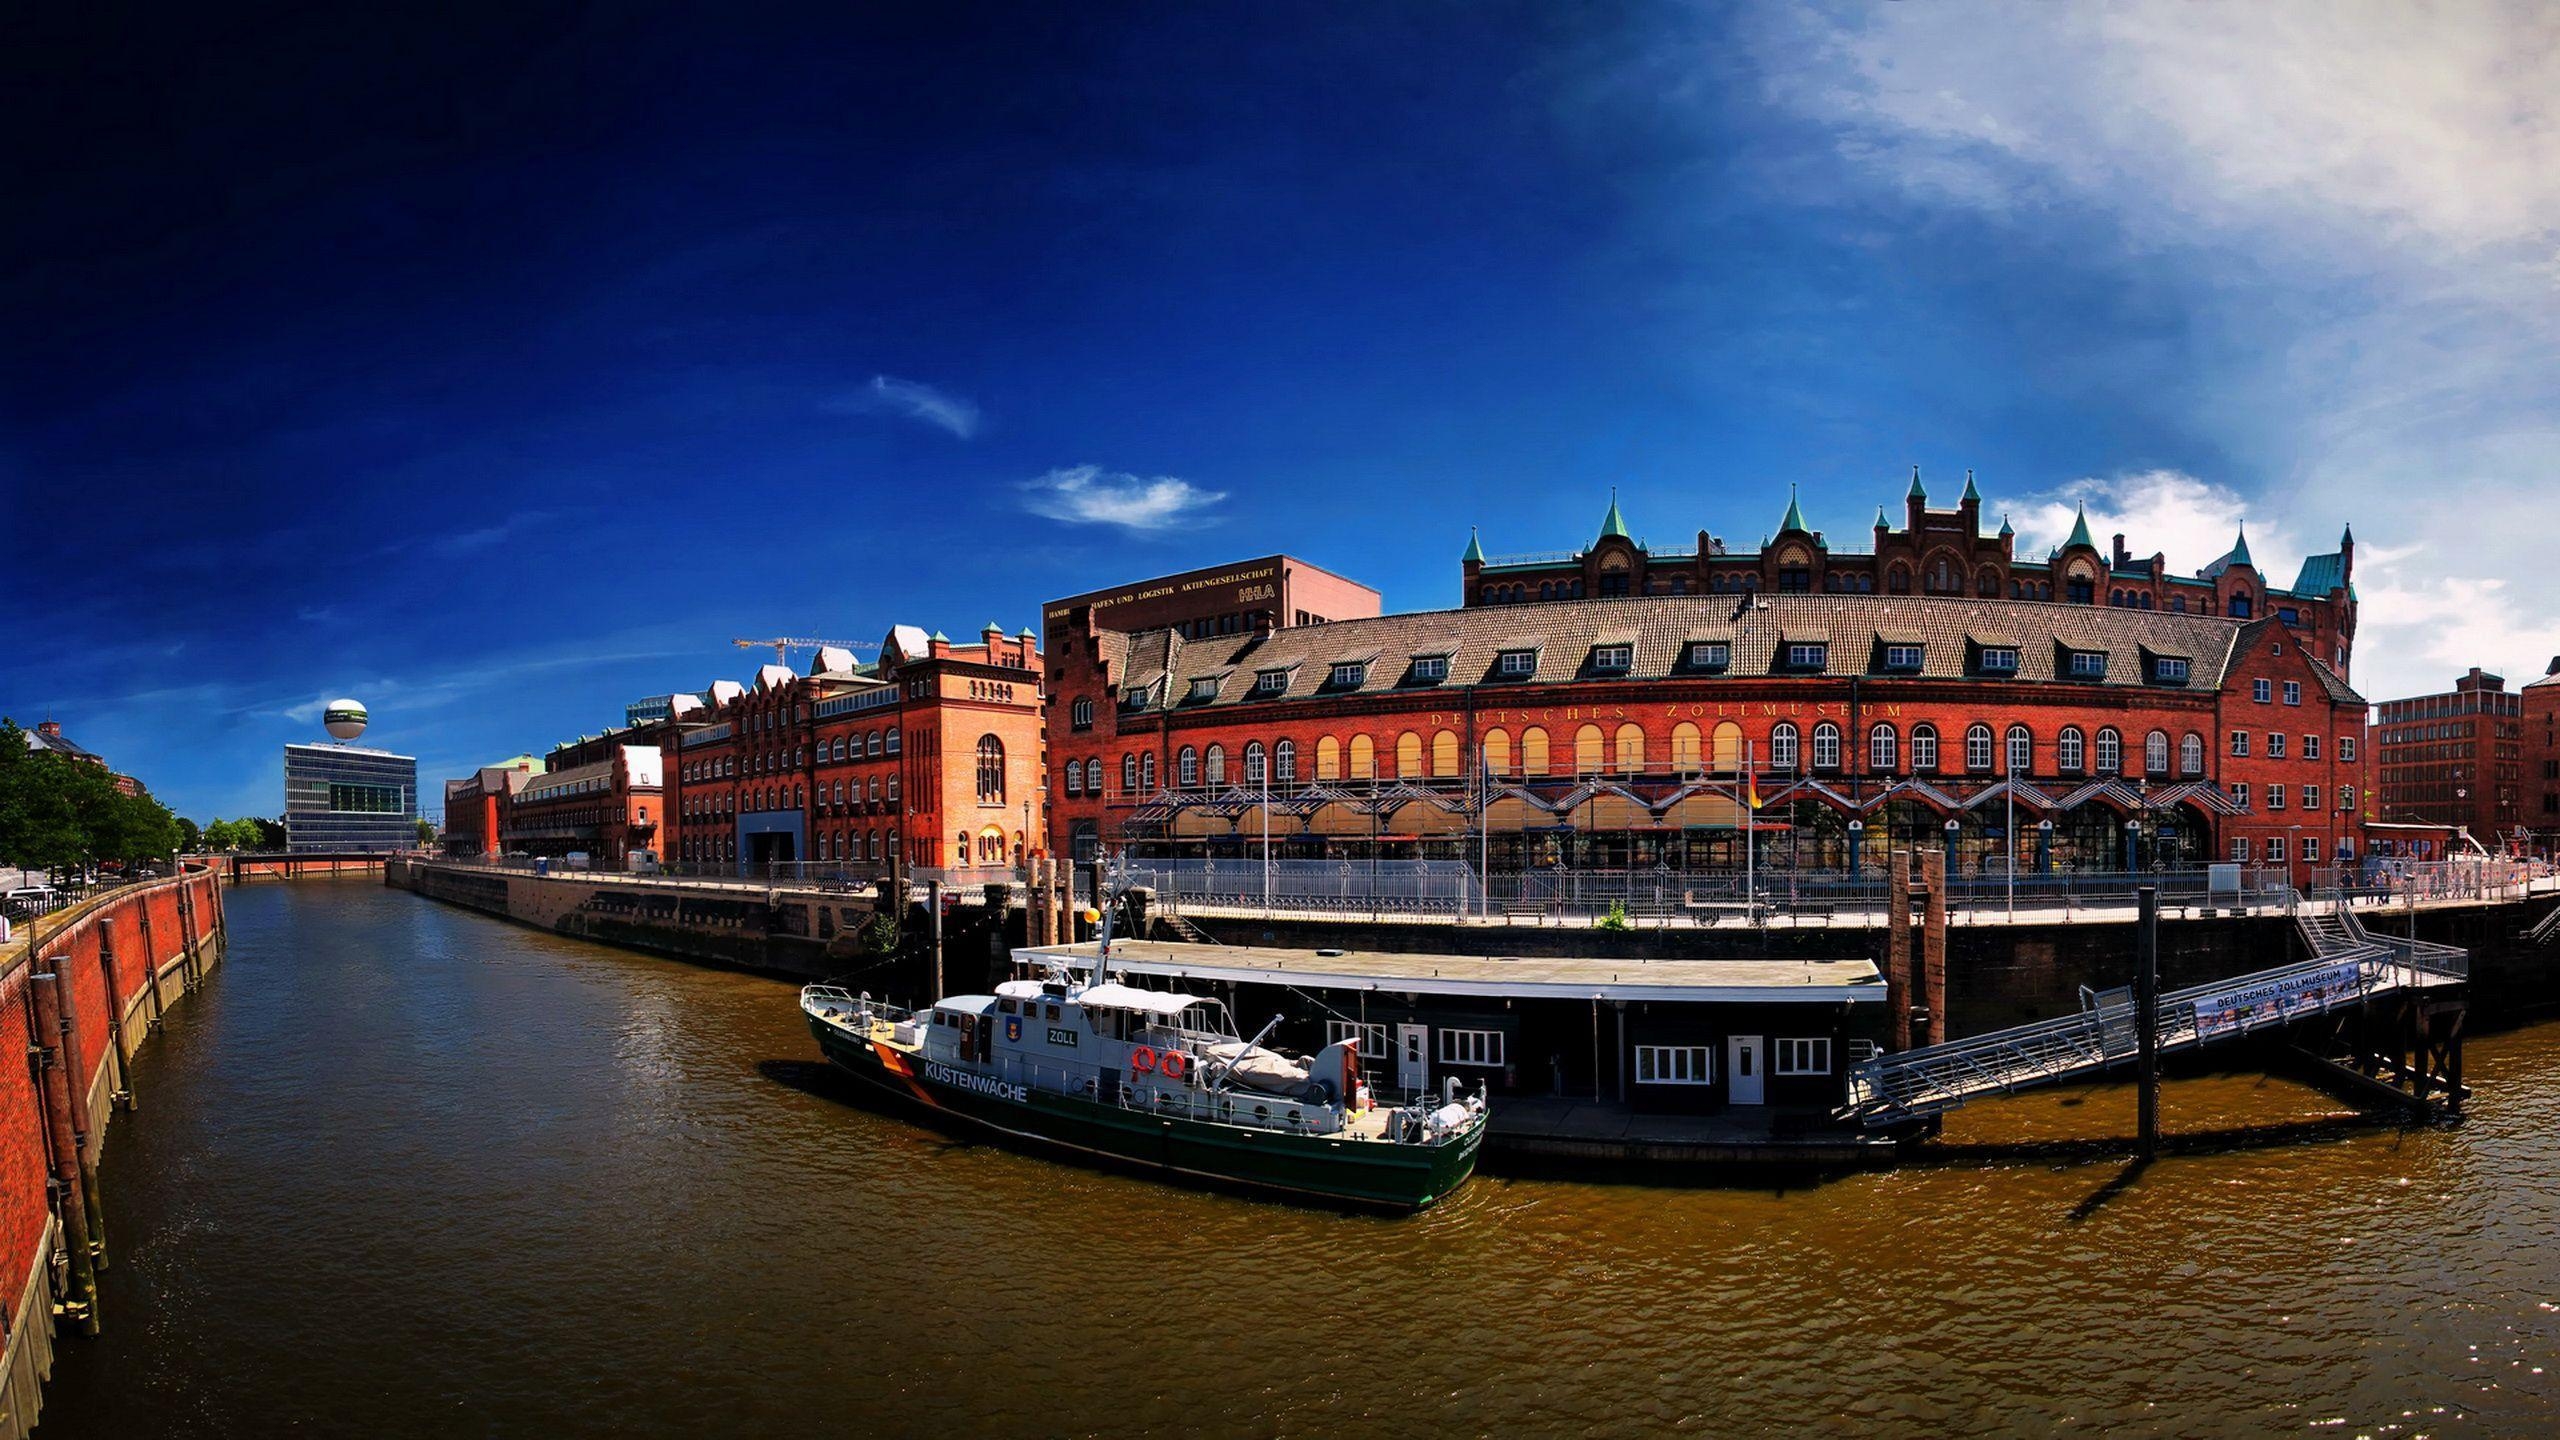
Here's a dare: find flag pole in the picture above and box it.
[1745,736,1757,924]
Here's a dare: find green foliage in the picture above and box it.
[1593,899,1632,932]
[415,818,437,847]
[177,815,203,851]
[0,716,182,870]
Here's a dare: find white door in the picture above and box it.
[1726,1035,1766,1105]
[1396,1024,1429,1093]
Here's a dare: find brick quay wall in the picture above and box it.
[0,865,226,1439]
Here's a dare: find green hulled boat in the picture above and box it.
[800,966,1488,1212]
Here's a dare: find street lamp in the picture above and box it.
[1847,819,1863,880]
[2123,817,2141,875]
[2037,818,2054,876]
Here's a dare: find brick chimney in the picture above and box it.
[36,719,61,740]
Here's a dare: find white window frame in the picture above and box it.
[1329,662,1367,688]
[1883,644,1923,670]
[1775,1037,1831,1075]
[2268,783,2286,810]
[1977,647,2019,673]
[2231,837,2252,862]
[2231,731,2251,757]
[1912,725,1940,772]
[1256,671,1289,695]
[2304,783,2320,811]
[2283,681,2302,706]
[1325,1021,1389,1064]
[1591,644,1633,671]
[2068,651,2107,679]
[1811,722,1842,770]
[1965,724,1995,772]
[1438,1028,1505,1067]
[2303,734,2321,760]
[2267,733,2287,758]
[2340,736,2357,762]
[1787,642,1828,670]
[2253,678,2272,703]
[1689,641,1731,669]
[1634,1044,1713,1086]
[1189,677,1220,702]
[1498,650,1537,677]
[1412,655,1448,683]
[2154,657,2189,683]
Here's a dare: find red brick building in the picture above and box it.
[2374,668,2528,852]
[666,624,1045,876]
[1042,554,1378,651]
[439,755,539,857]
[22,718,145,797]
[1050,491,2375,886]
[1466,482,2361,679]
[2530,658,2560,853]
[504,740,665,867]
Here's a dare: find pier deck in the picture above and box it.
[1022,938,1881,1002]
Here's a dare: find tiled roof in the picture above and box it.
[1107,594,2262,709]
[2288,550,2353,599]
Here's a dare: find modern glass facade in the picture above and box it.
[284,743,419,853]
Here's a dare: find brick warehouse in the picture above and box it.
[2374,667,2529,852]
[1049,485,2374,885]
[663,623,1045,874]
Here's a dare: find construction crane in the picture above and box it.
[732,636,878,665]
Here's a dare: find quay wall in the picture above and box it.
[0,866,226,1440]
[386,859,1008,994]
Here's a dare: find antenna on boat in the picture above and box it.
[1089,846,1120,991]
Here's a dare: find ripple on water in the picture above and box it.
[36,881,2560,1438]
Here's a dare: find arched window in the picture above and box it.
[1178,746,1199,787]
[2095,728,2122,773]
[1350,735,1376,779]
[2180,733,2205,775]
[886,774,899,803]
[1140,753,1155,793]
[1574,724,1606,774]
[1911,724,1939,772]
[2007,725,2032,775]
[868,731,883,758]
[1396,732,1424,777]
[1771,722,1800,772]
[2059,727,2084,772]
[976,736,1005,803]
[1064,764,1082,798]
[1243,741,1267,786]
[1671,722,1702,774]
[886,728,900,755]
[2144,730,2170,775]
[1275,739,1296,783]
[1869,723,1898,773]
[1712,722,1743,774]
[1520,727,1549,775]
[1613,724,1644,773]
[1433,730,1461,777]
[1205,744,1227,787]
[1964,724,1994,772]
[1811,722,1842,770]
[1122,754,1138,795]
[1484,729,1513,775]
[1317,736,1342,780]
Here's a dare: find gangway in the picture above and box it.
[2525,903,2560,949]
[1840,893,2466,1126]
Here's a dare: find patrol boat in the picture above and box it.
[799,961,1489,1212]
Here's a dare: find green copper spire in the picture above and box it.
[1597,488,1630,543]
[1907,465,1926,501]
[2064,502,2095,551]
[2228,523,2253,568]
[1778,484,1809,534]
[1875,505,1889,530]
[1998,512,2015,538]
[2340,521,2354,547]
[1462,527,1485,564]
[1961,469,1981,504]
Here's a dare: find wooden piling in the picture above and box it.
[28,970,101,1333]
[96,919,132,1113]
[926,881,945,1004]
[1886,849,1913,1052]
[1920,848,1948,1048]
[137,893,167,1030]
[2136,885,2160,1159]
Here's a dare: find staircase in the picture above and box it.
[1154,908,1220,946]
[1839,892,2466,1127]
[2525,904,2560,949]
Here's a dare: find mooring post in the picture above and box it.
[97,918,132,1112]
[1921,847,1949,1048]
[137,890,166,1030]
[30,969,103,1330]
[2136,884,2161,1160]
[926,880,945,1005]
[1886,849,1914,1051]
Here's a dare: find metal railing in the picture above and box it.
[1840,940,2464,1125]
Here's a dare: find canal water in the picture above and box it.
[41,881,2560,1437]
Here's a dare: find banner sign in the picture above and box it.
[2192,960,2365,1039]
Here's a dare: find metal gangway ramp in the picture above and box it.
[1839,894,2468,1127]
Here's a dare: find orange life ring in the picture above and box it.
[1158,1050,1189,1082]
[1130,1046,1158,1074]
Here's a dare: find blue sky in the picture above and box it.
[5,3,2555,822]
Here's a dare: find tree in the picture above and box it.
[177,816,203,852]
[0,716,181,870]
[250,817,286,850]
[415,818,437,848]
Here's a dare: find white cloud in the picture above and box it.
[1021,464,1225,532]
[1714,1,2560,700]
[2001,469,2282,578]
[839,374,980,439]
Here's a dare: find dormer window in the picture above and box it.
[1687,641,1731,670]
[1497,649,1538,678]
[1121,683,1152,709]
[1882,644,1923,671]
[1188,677,1221,703]
[1328,661,1368,689]
[1977,647,2020,675]
[1591,644,1633,672]
[1255,670,1289,695]
[1785,642,1828,671]
[1411,655,1449,683]
[2152,657,2190,684]
[2066,651,2107,680]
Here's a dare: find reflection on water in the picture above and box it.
[41,882,2560,1436]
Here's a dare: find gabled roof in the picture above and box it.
[1103,593,2255,705]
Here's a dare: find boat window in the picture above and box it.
[1045,1003,1060,1022]
[998,998,1016,1014]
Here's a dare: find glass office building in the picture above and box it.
[284,743,419,853]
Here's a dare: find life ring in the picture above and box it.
[1158,1050,1190,1082]
[1130,1046,1158,1075]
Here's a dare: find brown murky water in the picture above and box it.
[40,881,2560,1436]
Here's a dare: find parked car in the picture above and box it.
[5,886,62,918]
